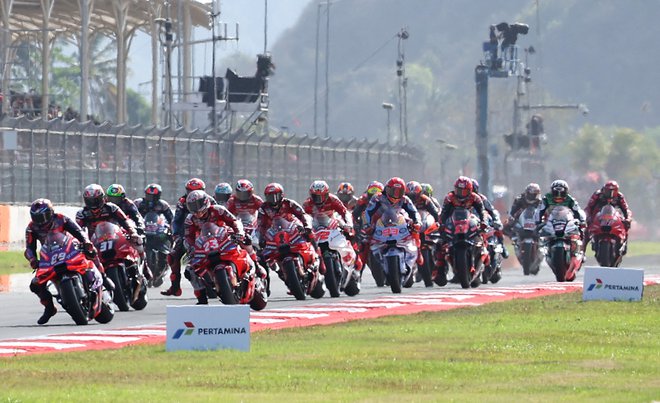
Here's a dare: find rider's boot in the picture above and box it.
[161,273,182,296]
[194,288,208,305]
[37,298,57,325]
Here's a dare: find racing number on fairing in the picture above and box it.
[98,240,114,252]
[204,238,219,252]
[50,252,66,265]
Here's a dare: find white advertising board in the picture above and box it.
[582,267,644,302]
[166,305,250,352]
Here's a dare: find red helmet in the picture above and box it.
[336,182,354,204]
[185,178,206,194]
[405,181,423,201]
[83,184,106,211]
[145,183,162,203]
[366,181,384,198]
[454,176,473,199]
[186,190,211,218]
[264,183,284,207]
[235,179,254,202]
[30,198,54,226]
[385,177,406,203]
[602,180,619,199]
[309,180,330,205]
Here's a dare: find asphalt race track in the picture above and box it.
[1,256,657,342]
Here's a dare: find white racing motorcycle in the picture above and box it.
[313,213,360,297]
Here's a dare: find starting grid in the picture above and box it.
[2,276,659,357]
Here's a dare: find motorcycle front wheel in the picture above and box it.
[283,259,306,300]
[386,255,402,294]
[215,267,239,305]
[107,265,130,311]
[59,276,89,325]
[323,255,341,298]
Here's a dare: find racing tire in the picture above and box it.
[107,265,130,312]
[250,278,268,311]
[324,255,341,298]
[419,248,434,287]
[595,239,614,268]
[454,247,471,289]
[215,268,239,305]
[344,276,360,296]
[60,277,89,325]
[550,246,569,282]
[386,255,402,294]
[283,260,306,300]
[369,252,386,287]
[95,302,115,324]
[310,274,326,299]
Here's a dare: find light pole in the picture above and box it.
[437,139,458,191]
[396,27,409,145]
[382,102,394,144]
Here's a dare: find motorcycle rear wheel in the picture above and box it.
[419,248,434,287]
[60,278,89,325]
[386,255,402,294]
[95,302,114,324]
[454,248,471,289]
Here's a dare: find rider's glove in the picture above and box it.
[29,258,38,271]
[623,219,631,230]
[342,225,354,236]
[231,233,245,244]
[83,242,97,259]
[479,222,488,231]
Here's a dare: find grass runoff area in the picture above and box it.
[1,287,658,402]
[0,241,659,276]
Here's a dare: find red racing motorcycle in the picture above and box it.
[36,231,114,325]
[92,221,147,311]
[190,222,267,310]
[589,204,627,267]
[262,217,325,300]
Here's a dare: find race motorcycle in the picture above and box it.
[510,205,542,276]
[538,206,584,282]
[190,222,267,310]
[589,204,627,267]
[440,207,488,289]
[143,211,171,288]
[236,211,271,295]
[36,231,114,325]
[481,212,503,284]
[262,217,325,300]
[92,221,148,311]
[370,206,417,294]
[312,213,360,297]
[417,210,442,287]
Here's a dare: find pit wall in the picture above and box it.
[0,204,81,251]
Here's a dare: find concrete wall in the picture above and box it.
[0,204,81,251]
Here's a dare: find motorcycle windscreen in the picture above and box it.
[144,212,169,235]
[312,213,335,229]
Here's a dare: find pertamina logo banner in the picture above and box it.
[582,267,644,301]
[166,305,250,352]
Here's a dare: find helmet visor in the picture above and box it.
[525,192,538,203]
[31,209,53,225]
[455,187,470,199]
[265,192,283,206]
[107,195,123,205]
[84,196,104,210]
[187,197,207,214]
[145,193,159,203]
[386,186,404,200]
[603,188,615,198]
[236,190,251,202]
[337,193,352,204]
[215,193,230,203]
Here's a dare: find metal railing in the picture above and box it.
[0,116,424,205]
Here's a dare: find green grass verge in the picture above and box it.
[627,241,660,257]
[2,287,658,402]
[0,251,29,274]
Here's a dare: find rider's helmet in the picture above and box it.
[366,181,384,199]
[420,183,434,198]
[144,183,162,203]
[106,184,126,205]
[235,179,254,202]
[214,182,232,203]
[83,184,106,213]
[471,179,480,194]
[602,180,619,199]
[550,179,569,203]
[309,180,330,205]
[186,190,211,218]
[384,177,406,203]
[30,198,54,226]
[336,182,354,204]
[405,181,423,202]
[264,183,284,208]
[524,183,541,204]
[185,178,206,195]
[453,176,473,200]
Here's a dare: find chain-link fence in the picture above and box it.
[0,116,425,205]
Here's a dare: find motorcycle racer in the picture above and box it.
[336,182,358,211]
[25,198,107,324]
[406,181,440,222]
[420,183,441,209]
[583,180,632,251]
[134,183,174,226]
[352,181,384,270]
[503,183,541,237]
[214,182,232,206]
[471,179,508,258]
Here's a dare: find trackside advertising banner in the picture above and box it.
[582,267,644,302]
[166,305,250,352]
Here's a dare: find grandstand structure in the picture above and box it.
[0,0,211,125]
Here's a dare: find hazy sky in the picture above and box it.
[127,0,310,93]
